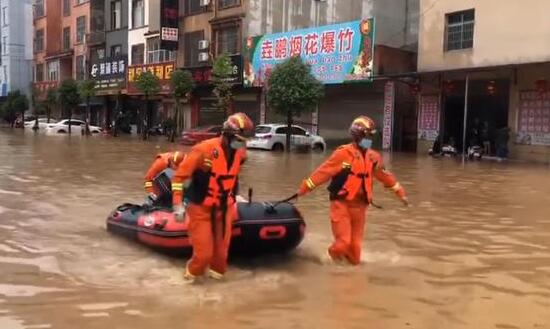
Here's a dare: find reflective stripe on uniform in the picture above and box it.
[204,159,213,167]
[306,178,316,189]
[342,161,351,168]
[172,183,184,191]
[390,182,401,191]
[173,151,179,163]
[144,181,153,188]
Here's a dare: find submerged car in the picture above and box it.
[247,124,326,152]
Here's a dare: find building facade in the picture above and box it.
[416,0,550,162]
[179,0,419,150]
[33,0,92,118]
[0,0,33,98]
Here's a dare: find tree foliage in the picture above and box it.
[135,71,160,97]
[267,56,324,151]
[212,53,234,114]
[78,79,97,135]
[1,91,29,127]
[170,69,195,142]
[57,79,80,134]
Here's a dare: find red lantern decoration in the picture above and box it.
[409,83,421,97]
[443,80,455,94]
[487,80,497,95]
[535,79,548,95]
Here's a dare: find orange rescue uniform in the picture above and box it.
[172,137,246,278]
[298,143,406,265]
[144,151,185,194]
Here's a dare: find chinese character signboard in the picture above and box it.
[516,91,550,145]
[188,55,242,86]
[126,61,175,95]
[243,19,375,86]
[382,81,394,150]
[418,95,440,141]
[89,56,127,91]
[160,0,179,50]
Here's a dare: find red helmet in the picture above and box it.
[349,116,376,138]
[223,112,254,140]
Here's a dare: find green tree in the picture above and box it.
[135,71,160,140]
[212,53,234,115]
[44,87,57,124]
[1,91,29,128]
[170,69,195,142]
[57,79,80,134]
[267,56,324,151]
[78,79,97,136]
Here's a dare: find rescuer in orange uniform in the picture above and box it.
[143,151,186,206]
[297,116,408,265]
[171,113,254,282]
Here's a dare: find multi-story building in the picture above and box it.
[416,0,550,162]
[33,0,92,117]
[178,0,419,150]
[0,0,33,99]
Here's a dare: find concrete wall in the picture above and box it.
[245,0,418,49]
[418,0,550,72]
[128,0,149,64]
[0,0,33,97]
[105,0,129,56]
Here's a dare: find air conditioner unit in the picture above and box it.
[198,40,209,50]
[200,0,210,7]
[198,52,209,62]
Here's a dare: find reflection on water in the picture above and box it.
[1,129,550,328]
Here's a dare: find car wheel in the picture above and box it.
[312,143,324,152]
[58,130,66,134]
[272,143,284,152]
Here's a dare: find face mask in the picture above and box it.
[230,139,246,150]
[358,138,372,150]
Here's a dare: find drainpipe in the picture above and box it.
[462,74,470,164]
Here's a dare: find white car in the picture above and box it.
[45,119,103,135]
[247,124,326,152]
[24,118,58,130]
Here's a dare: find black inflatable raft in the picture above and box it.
[106,200,306,255]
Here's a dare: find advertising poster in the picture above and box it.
[516,91,550,145]
[418,95,440,141]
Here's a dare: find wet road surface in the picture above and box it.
[1,129,550,329]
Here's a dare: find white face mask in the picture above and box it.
[358,138,373,150]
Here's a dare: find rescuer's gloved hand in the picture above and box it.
[173,204,186,222]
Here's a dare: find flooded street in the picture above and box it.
[1,129,550,329]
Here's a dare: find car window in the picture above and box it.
[70,120,83,126]
[275,127,287,134]
[255,126,272,134]
[291,127,307,136]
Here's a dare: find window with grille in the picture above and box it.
[184,31,204,67]
[131,44,144,65]
[76,16,86,43]
[219,0,240,9]
[35,63,44,82]
[63,0,70,16]
[63,27,71,50]
[76,55,85,80]
[111,0,122,30]
[111,44,122,57]
[445,9,475,51]
[34,0,44,18]
[34,29,44,53]
[184,0,206,15]
[132,0,145,28]
[47,61,59,81]
[216,26,238,55]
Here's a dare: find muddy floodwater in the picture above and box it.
[1,129,550,329]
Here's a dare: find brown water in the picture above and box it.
[1,129,550,329]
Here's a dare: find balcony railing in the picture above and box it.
[86,31,106,46]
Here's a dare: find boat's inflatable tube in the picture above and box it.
[106,200,305,255]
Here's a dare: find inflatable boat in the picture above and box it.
[106,199,306,255]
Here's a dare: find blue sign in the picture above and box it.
[243,19,375,86]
